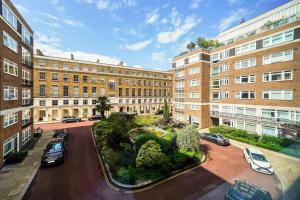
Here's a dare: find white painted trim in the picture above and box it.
[209,103,300,111]
[0,106,33,116]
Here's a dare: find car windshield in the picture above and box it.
[251,153,267,162]
[46,143,63,153]
[217,134,225,139]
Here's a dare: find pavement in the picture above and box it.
[34,120,95,131]
[199,128,300,200]
[0,131,53,200]
[22,124,281,200]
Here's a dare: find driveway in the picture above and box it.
[23,125,282,200]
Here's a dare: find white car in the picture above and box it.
[243,147,274,175]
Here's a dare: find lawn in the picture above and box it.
[93,113,203,186]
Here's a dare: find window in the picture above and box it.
[52,85,58,97]
[263,90,292,100]
[73,75,79,82]
[3,112,18,128]
[100,88,105,96]
[220,91,229,99]
[22,69,31,84]
[235,58,256,69]
[83,76,88,83]
[39,100,46,106]
[188,92,199,98]
[22,47,31,65]
[235,41,256,55]
[220,77,229,85]
[3,134,18,156]
[132,88,136,97]
[63,86,69,97]
[263,70,292,82]
[211,66,220,76]
[39,72,46,80]
[63,74,69,82]
[4,86,18,100]
[22,88,31,105]
[22,127,31,144]
[2,2,17,28]
[63,64,69,70]
[263,50,293,65]
[73,86,79,97]
[126,88,130,96]
[235,91,255,99]
[63,100,69,105]
[262,126,276,136]
[92,87,97,97]
[245,122,256,133]
[83,66,88,72]
[263,30,294,48]
[92,76,97,83]
[52,100,58,106]
[83,99,88,105]
[52,73,58,81]
[83,86,88,97]
[235,75,256,84]
[245,107,256,116]
[175,60,184,68]
[189,104,200,110]
[108,80,116,90]
[3,31,18,52]
[73,65,79,71]
[119,88,123,97]
[52,64,58,69]
[4,59,18,76]
[92,67,97,72]
[74,100,79,105]
[189,80,199,87]
[39,85,46,97]
[262,109,275,118]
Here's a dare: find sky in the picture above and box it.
[12,0,288,70]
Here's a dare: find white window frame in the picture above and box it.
[4,86,18,100]
[3,31,18,53]
[263,90,293,100]
[235,91,256,99]
[263,50,293,65]
[3,59,18,76]
[4,112,18,128]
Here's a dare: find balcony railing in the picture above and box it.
[175,87,184,91]
[22,79,33,86]
[175,108,184,112]
[175,76,184,80]
[22,99,33,106]
[175,98,184,102]
[22,118,33,128]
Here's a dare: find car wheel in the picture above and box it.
[76,119,80,122]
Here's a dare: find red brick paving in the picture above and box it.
[34,120,95,131]
[23,125,281,200]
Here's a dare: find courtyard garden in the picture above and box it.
[92,113,203,187]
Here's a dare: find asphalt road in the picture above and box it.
[23,125,282,200]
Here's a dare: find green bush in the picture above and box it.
[116,166,136,184]
[176,125,200,152]
[120,144,135,167]
[136,140,170,171]
[135,115,160,127]
[5,151,28,164]
[173,151,193,168]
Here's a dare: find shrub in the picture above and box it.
[5,151,28,164]
[120,144,135,167]
[176,125,200,152]
[135,115,160,127]
[116,166,136,184]
[136,140,170,171]
[173,151,193,168]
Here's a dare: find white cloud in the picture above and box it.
[152,52,166,62]
[218,8,245,31]
[228,0,240,4]
[123,0,137,7]
[161,18,168,24]
[157,16,201,44]
[190,0,203,9]
[83,0,94,3]
[51,0,59,5]
[125,39,152,51]
[170,7,181,27]
[39,12,59,21]
[96,0,136,11]
[34,32,120,64]
[63,19,84,27]
[35,19,61,28]
[146,9,159,24]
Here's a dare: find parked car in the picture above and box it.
[243,147,274,175]
[61,117,81,123]
[171,121,186,129]
[225,180,272,200]
[53,129,69,142]
[41,138,66,166]
[200,133,230,146]
[88,115,104,121]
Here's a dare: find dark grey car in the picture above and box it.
[41,138,66,167]
[201,133,230,146]
[61,116,81,123]
[225,180,272,200]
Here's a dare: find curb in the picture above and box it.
[90,128,206,193]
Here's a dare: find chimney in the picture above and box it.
[119,61,123,66]
[97,59,100,63]
[36,49,44,56]
[71,54,74,60]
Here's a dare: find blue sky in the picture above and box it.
[12,0,288,70]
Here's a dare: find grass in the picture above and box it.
[134,115,160,127]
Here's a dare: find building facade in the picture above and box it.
[33,52,172,123]
[0,0,34,167]
[173,0,300,137]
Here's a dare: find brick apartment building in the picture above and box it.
[0,0,33,167]
[173,0,300,137]
[33,52,172,123]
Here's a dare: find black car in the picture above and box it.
[225,180,272,200]
[61,117,81,123]
[41,138,66,166]
[53,129,69,142]
[201,133,230,146]
[172,121,186,129]
[88,115,104,121]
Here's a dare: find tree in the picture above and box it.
[136,140,169,171]
[186,41,196,51]
[176,125,200,152]
[197,37,206,48]
[163,98,170,121]
[95,96,112,118]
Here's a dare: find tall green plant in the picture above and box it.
[176,125,200,152]
[163,98,170,121]
[95,96,113,118]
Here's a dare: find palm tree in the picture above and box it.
[95,96,113,118]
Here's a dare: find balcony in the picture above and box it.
[22,79,33,86]
[175,98,184,102]
[22,99,33,106]
[23,60,33,68]
[221,112,236,118]
[22,118,33,128]
[210,111,220,118]
[175,87,184,91]
[175,76,185,80]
